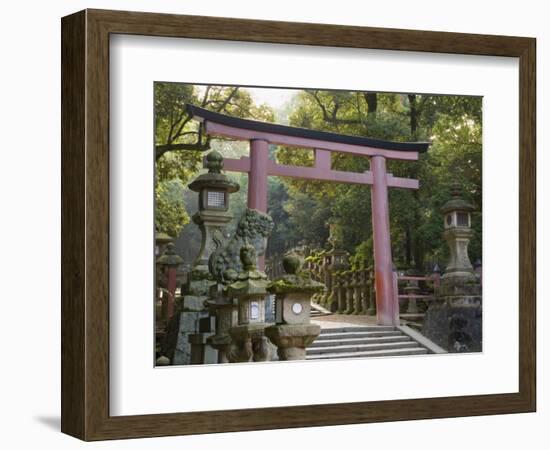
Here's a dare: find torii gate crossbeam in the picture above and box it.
[186,104,430,326]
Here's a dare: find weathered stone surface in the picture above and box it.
[188,333,218,364]
[182,294,209,311]
[187,150,239,279]
[265,323,321,360]
[422,299,482,352]
[209,209,274,284]
[228,324,271,362]
[156,242,184,267]
[171,308,210,365]
[184,277,216,297]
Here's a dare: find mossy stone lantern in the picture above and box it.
[441,182,476,279]
[188,150,239,276]
[264,254,324,360]
[422,183,482,353]
[155,232,173,258]
[226,244,271,363]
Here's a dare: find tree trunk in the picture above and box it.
[405,226,412,266]
[408,94,419,140]
[365,92,378,116]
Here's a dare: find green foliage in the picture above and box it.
[154,83,276,240]
[350,238,373,270]
[277,90,482,271]
[155,179,189,238]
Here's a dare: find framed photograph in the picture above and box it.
[61,9,536,441]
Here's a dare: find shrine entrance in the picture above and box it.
[187,104,430,326]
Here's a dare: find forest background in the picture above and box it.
[154,83,482,273]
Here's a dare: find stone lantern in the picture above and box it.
[264,254,324,360]
[226,244,271,363]
[422,182,482,353]
[441,182,476,280]
[155,232,173,258]
[188,150,239,279]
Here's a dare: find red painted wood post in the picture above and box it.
[370,155,398,326]
[248,139,269,269]
[156,242,183,322]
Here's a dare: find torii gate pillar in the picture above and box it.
[248,139,269,213]
[371,156,399,325]
[248,139,269,269]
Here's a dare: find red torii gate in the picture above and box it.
[186,104,430,326]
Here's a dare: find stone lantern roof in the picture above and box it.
[188,150,240,194]
[268,254,325,295]
[441,182,475,214]
[155,232,173,245]
[156,242,184,266]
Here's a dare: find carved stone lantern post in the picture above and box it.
[188,150,239,287]
[264,254,324,360]
[441,182,476,280]
[226,244,271,363]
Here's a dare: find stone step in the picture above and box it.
[306,347,428,360]
[309,335,411,348]
[316,330,402,340]
[306,340,421,355]
[319,326,395,333]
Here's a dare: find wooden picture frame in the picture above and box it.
[61,9,536,441]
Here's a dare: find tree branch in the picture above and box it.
[155,139,210,160]
[307,90,362,126]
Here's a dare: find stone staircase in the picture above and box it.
[306,325,429,360]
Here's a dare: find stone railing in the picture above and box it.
[304,249,375,315]
[396,273,438,316]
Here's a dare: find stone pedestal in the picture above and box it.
[189,332,218,365]
[265,324,320,360]
[422,277,482,352]
[228,323,271,362]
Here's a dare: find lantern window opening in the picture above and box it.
[456,212,470,227]
[206,190,227,209]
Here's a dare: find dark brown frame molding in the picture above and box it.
[61,9,536,441]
